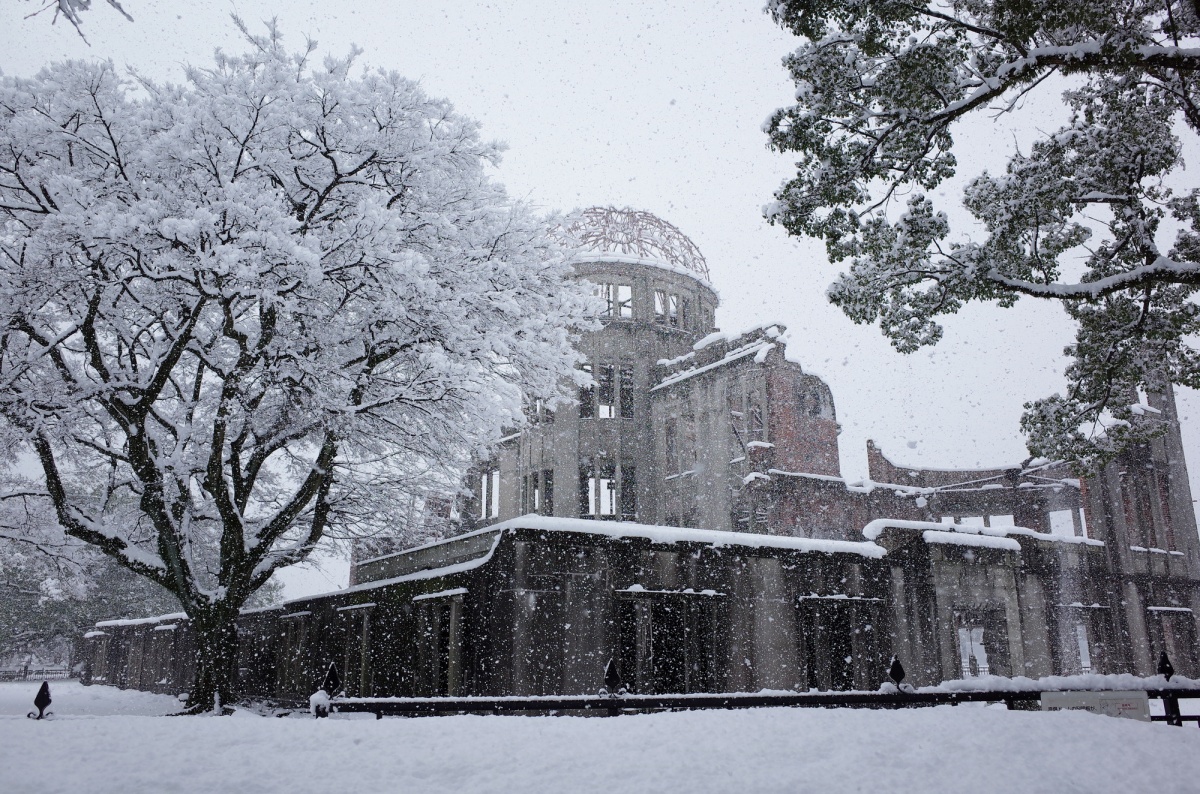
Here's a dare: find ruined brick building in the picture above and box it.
[85,209,1200,700]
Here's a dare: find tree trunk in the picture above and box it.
[186,605,240,714]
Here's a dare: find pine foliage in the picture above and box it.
[765,0,1200,467]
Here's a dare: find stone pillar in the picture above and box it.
[1123,582,1152,674]
[447,596,463,696]
[751,558,795,690]
[889,567,913,673]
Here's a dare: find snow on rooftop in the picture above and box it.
[657,350,696,367]
[653,340,774,392]
[573,253,717,291]
[489,515,886,558]
[770,466,1080,498]
[692,323,784,353]
[862,518,1104,547]
[872,447,1074,481]
[767,469,935,497]
[310,532,505,601]
[95,612,188,629]
[922,530,1022,552]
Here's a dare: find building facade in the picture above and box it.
[84,208,1200,700]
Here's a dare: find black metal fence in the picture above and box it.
[0,665,71,682]
[314,653,1200,724]
[321,688,1199,723]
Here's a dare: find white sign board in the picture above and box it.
[1040,690,1151,721]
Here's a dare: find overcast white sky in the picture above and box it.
[4,0,1198,598]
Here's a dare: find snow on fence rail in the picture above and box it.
[321,676,1200,722]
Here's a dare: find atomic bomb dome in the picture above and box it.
[565,206,710,282]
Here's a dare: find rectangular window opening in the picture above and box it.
[579,460,594,518]
[748,401,764,442]
[597,364,616,419]
[480,469,500,520]
[620,366,635,419]
[489,471,499,519]
[957,626,990,678]
[527,472,540,513]
[542,469,554,515]
[593,283,609,316]
[598,460,617,518]
[620,465,637,522]
[617,285,632,318]
[578,363,595,419]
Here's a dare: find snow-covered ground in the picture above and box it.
[2,681,1199,793]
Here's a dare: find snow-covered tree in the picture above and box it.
[0,475,279,667]
[764,0,1200,467]
[0,26,593,711]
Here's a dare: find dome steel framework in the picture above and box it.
[566,207,710,281]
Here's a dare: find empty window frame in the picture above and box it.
[479,469,500,520]
[620,465,637,521]
[615,285,632,318]
[579,459,631,520]
[956,626,990,677]
[664,418,678,471]
[524,472,540,514]
[524,470,555,515]
[620,365,635,418]
[598,284,632,318]
[542,469,554,515]
[578,363,595,419]
[655,291,679,326]
[597,364,616,418]
[748,400,765,442]
[578,461,593,518]
[954,610,1010,677]
[597,460,617,518]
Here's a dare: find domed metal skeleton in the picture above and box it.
[566,207,710,281]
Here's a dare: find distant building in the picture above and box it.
[86,208,1200,699]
